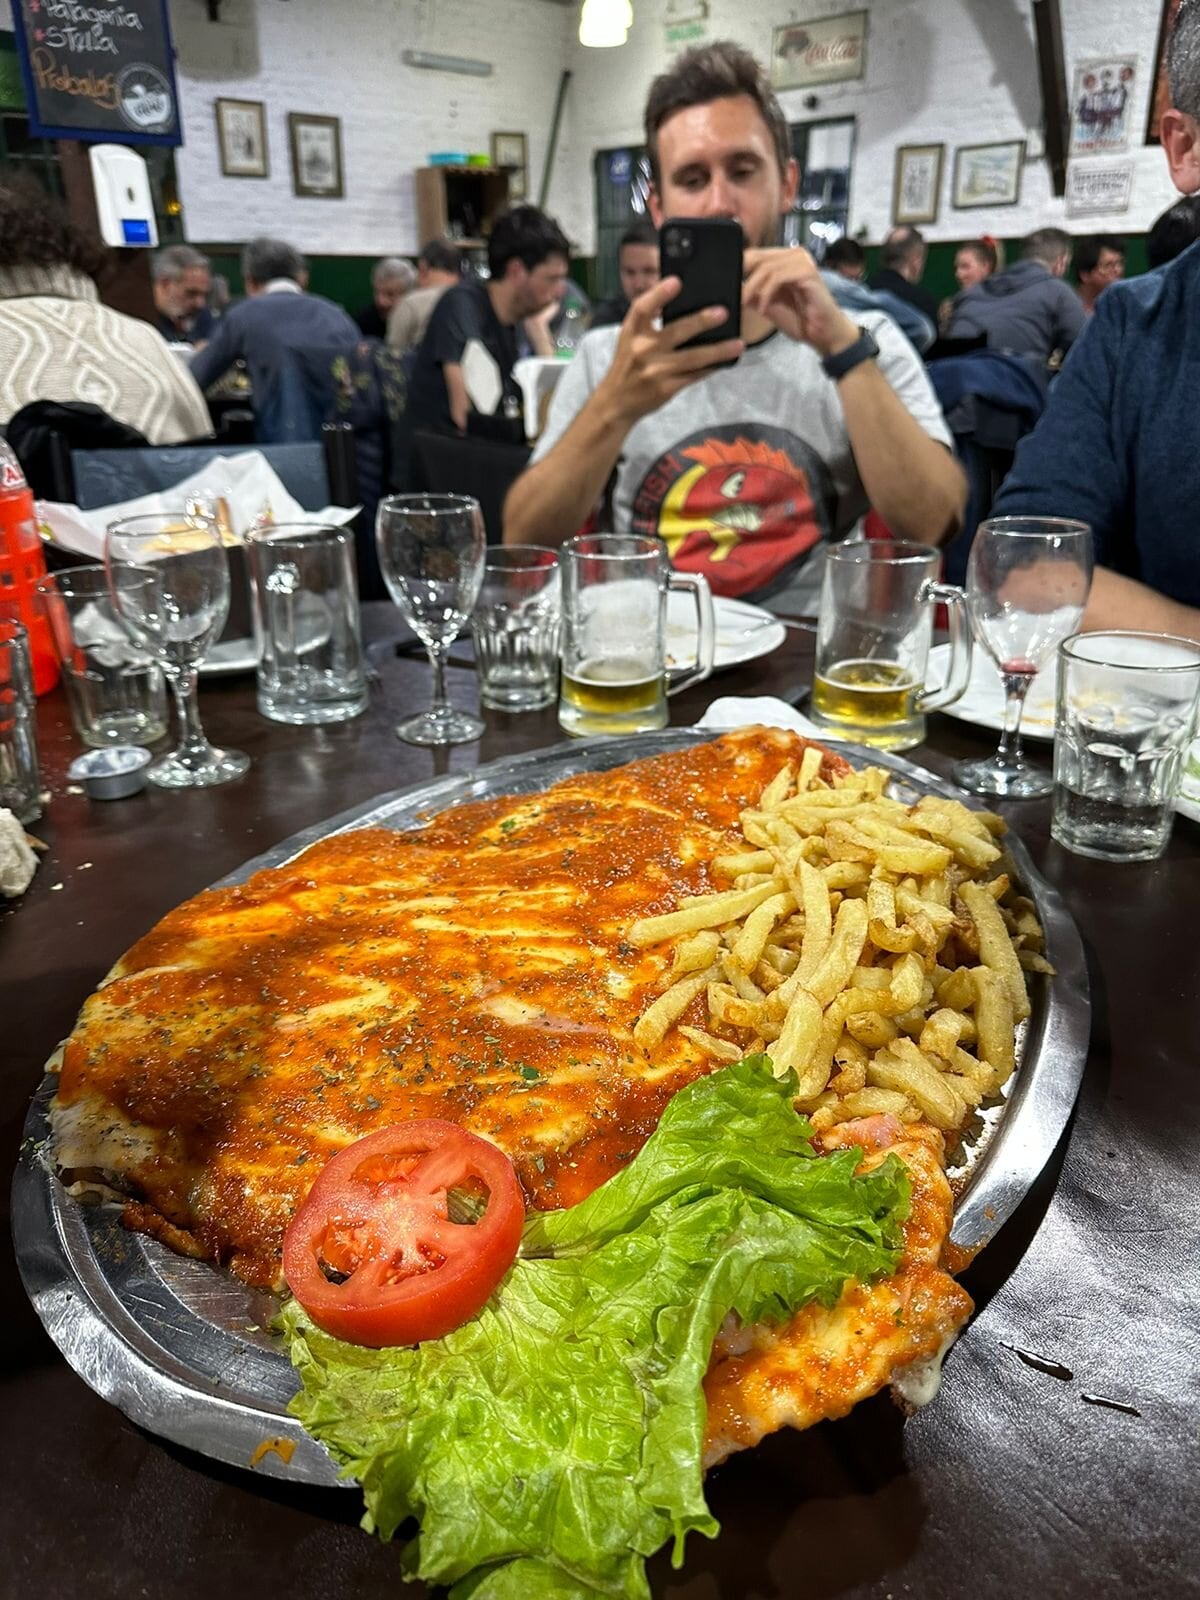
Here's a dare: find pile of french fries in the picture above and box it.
[630,746,1052,1136]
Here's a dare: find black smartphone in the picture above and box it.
[659,217,743,359]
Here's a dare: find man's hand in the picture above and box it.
[523,300,557,359]
[595,276,744,428]
[742,247,859,358]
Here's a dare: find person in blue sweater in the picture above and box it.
[993,0,1200,642]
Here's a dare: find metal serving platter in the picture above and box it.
[13,730,1090,1489]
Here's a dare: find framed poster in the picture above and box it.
[288,113,344,199]
[1147,0,1183,144]
[9,0,181,145]
[490,131,528,201]
[1066,162,1134,217]
[215,99,268,179]
[1071,58,1136,155]
[893,143,943,226]
[770,11,867,91]
[953,141,1025,209]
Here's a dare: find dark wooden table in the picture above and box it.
[4,609,1198,1600]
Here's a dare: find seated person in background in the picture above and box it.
[823,237,866,281]
[1074,234,1124,315]
[592,220,661,328]
[386,239,462,355]
[992,1,1200,645]
[189,237,360,443]
[355,256,416,339]
[870,226,941,327]
[151,244,215,346]
[503,40,963,615]
[406,205,569,438]
[821,255,935,353]
[947,228,1084,364]
[0,178,211,444]
[1146,195,1200,267]
[938,236,999,332]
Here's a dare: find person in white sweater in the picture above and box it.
[0,178,211,445]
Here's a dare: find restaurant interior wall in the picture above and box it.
[557,0,1182,259]
[166,0,580,256]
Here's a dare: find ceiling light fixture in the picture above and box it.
[579,0,632,48]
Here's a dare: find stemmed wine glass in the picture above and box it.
[105,512,250,788]
[954,516,1093,799]
[376,493,486,746]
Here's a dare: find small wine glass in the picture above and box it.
[105,512,250,789]
[376,493,486,746]
[954,517,1093,800]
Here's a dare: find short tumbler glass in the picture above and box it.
[37,566,168,748]
[472,546,561,712]
[0,620,40,823]
[1051,630,1200,863]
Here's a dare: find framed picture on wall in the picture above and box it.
[1147,0,1183,144]
[490,131,528,201]
[952,141,1025,209]
[215,98,268,179]
[892,143,943,225]
[288,112,344,199]
[770,11,867,90]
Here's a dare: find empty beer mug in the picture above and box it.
[247,523,368,725]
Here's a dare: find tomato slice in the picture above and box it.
[282,1121,525,1348]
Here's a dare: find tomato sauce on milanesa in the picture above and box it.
[54,728,851,1289]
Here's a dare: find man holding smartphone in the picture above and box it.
[503,41,964,612]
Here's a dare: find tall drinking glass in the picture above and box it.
[105,513,250,788]
[953,518,1093,799]
[375,494,486,746]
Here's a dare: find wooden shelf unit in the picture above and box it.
[415,165,511,250]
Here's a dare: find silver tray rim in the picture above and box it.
[12,728,1091,1489]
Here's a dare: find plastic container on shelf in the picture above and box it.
[428,151,469,166]
[0,441,58,696]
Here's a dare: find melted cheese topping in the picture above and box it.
[54,727,847,1288]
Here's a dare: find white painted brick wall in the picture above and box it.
[169,0,579,252]
[555,0,1181,254]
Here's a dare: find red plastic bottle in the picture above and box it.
[0,440,58,695]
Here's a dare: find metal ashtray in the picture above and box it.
[67,747,153,801]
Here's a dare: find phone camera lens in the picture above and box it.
[665,227,692,259]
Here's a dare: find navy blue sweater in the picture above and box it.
[993,242,1200,607]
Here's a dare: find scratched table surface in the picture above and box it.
[4,605,1198,1600]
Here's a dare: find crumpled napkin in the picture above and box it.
[36,449,359,562]
[697,695,845,741]
[0,808,39,898]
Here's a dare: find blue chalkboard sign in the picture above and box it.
[9,0,181,146]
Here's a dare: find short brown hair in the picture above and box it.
[643,40,790,187]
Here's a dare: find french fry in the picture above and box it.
[634,964,720,1049]
[712,849,775,878]
[796,897,869,1009]
[867,877,920,954]
[668,930,722,978]
[677,1025,743,1064]
[721,954,767,1004]
[727,891,795,975]
[867,1041,962,1131]
[759,763,795,811]
[629,881,780,946]
[971,966,1016,1085]
[773,988,824,1089]
[959,880,1030,1020]
[797,745,824,791]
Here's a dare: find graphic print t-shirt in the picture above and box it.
[531,313,952,610]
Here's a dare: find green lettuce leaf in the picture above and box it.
[281,1056,910,1599]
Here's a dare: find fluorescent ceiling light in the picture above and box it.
[401,48,493,77]
[579,0,632,48]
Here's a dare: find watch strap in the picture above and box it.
[822,326,880,381]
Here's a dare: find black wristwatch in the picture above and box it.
[821,326,880,381]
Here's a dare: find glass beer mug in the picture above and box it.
[810,540,971,750]
[558,533,715,737]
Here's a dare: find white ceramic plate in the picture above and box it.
[202,636,258,677]
[928,642,1058,742]
[666,594,786,673]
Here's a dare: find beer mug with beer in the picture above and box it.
[558,533,715,737]
[810,540,971,750]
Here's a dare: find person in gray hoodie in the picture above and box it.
[946,228,1085,364]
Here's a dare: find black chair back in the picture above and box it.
[410,430,532,543]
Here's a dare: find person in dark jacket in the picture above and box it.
[870,226,940,326]
[354,257,417,339]
[946,228,1084,363]
[189,237,360,443]
[991,0,1200,643]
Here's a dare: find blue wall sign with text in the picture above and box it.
[608,149,633,186]
[9,0,182,146]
